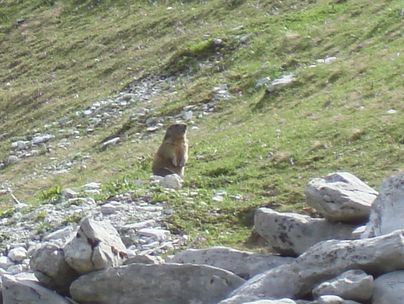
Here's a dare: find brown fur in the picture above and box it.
[152,124,188,177]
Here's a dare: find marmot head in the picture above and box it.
[164,123,187,140]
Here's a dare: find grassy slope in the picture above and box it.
[0,0,403,248]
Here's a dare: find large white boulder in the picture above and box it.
[254,208,355,256]
[305,172,377,223]
[372,271,404,304]
[70,263,245,304]
[219,229,404,304]
[312,269,374,302]
[362,172,404,238]
[168,247,294,279]
[63,217,127,274]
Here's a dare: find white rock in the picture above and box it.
[2,274,71,304]
[254,208,355,256]
[372,271,404,304]
[61,188,78,199]
[168,247,294,279]
[0,256,15,269]
[70,263,245,304]
[101,137,120,148]
[243,300,296,304]
[161,174,183,189]
[305,172,378,222]
[7,155,19,164]
[81,182,101,190]
[313,269,374,302]
[32,134,54,145]
[139,228,171,241]
[219,229,404,304]
[100,201,125,215]
[8,247,27,263]
[6,264,25,274]
[43,226,76,244]
[11,140,30,151]
[317,295,361,304]
[362,172,404,237]
[182,110,193,121]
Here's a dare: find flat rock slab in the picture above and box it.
[254,208,355,256]
[219,229,404,304]
[363,172,404,238]
[305,172,377,223]
[168,246,294,279]
[2,274,71,304]
[70,263,245,304]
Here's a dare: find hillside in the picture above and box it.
[0,0,403,248]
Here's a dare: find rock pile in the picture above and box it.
[0,171,402,304]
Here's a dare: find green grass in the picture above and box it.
[0,0,403,249]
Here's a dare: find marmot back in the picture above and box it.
[152,124,188,177]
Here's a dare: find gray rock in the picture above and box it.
[70,263,245,304]
[372,271,404,304]
[138,228,171,241]
[8,247,27,263]
[7,155,19,164]
[11,141,30,151]
[362,172,404,238]
[2,274,71,304]
[312,269,374,302]
[43,226,76,244]
[254,208,355,256]
[101,137,120,148]
[0,256,14,270]
[63,217,127,274]
[32,134,54,145]
[61,188,78,199]
[100,201,125,215]
[316,295,362,304]
[168,247,294,279]
[124,254,164,265]
[160,174,183,189]
[305,172,378,223]
[243,300,296,304]
[219,229,404,304]
[30,243,79,294]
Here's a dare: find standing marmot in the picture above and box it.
[152,123,188,177]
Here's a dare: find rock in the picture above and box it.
[7,155,19,164]
[11,141,30,151]
[81,182,101,191]
[243,300,296,304]
[2,274,71,304]
[305,172,378,223]
[8,247,27,263]
[30,243,79,294]
[138,228,171,241]
[6,264,25,274]
[362,172,404,238]
[63,217,127,274]
[219,229,404,304]
[316,295,361,304]
[160,174,183,189]
[100,201,125,215]
[268,74,296,92]
[254,208,355,256]
[43,226,76,244]
[168,247,294,279]
[61,188,78,199]
[0,256,14,269]
[32,134,54,145]
[70,263,245,304]
[101,137,120,148]
[124,254,164,265]
[312,269,374,302]
[372,271,404,304]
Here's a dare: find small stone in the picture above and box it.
[101,201,125,215]
[32,134,54,145]
[61,188,78,199]
[101,137,120,148]
[8,247,27,263]
[7,155,19,164]
[387,109,397,114]
[160,174,183,189]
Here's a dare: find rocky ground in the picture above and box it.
[0,171,402,304]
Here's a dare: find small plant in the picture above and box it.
[34,210,48,222]
[39,184,62,204]
[63,212,84,225]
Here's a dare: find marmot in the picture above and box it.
[152,123,188,177]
